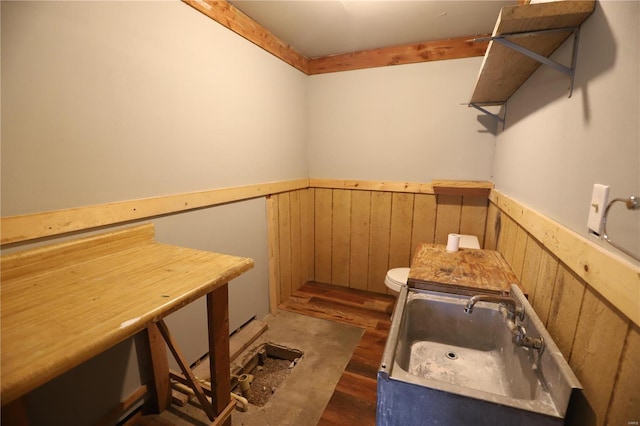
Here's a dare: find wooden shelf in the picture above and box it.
[470,0,595,105]
[432,180,494,197]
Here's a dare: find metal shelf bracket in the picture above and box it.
[468,102,507,131]
[482,26,581,98]
[468,26,582,129]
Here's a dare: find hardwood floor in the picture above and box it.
[278,281,396,426]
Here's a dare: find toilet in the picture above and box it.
[384,267,410,297]
[384,234,481,295]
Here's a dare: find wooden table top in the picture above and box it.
[408,243,519,295]
[0,224,253,405]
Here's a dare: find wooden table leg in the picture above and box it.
[157,319,217,421]
[134,322,171,414]
[207,283,231,426]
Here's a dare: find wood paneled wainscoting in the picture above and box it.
[267,182,639,424]
[266,179,493,306]
[486,191,639,426]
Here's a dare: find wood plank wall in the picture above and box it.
[267,186,489,302]
[267,189,315,305]
[268,183,639,423]
[486,201,639,425]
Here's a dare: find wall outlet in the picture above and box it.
[587,184,610,237]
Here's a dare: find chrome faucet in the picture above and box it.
[512,322,545,351]
[464,294,524,321]
[464,294,544,352]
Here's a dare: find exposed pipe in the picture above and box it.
[173,382,249,413]
[237,373,253,396]
[230,392,249,412]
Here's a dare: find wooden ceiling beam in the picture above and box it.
[308,36,490,75]
[183,0,310,74]
[183,1,490,75]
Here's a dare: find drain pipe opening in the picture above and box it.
[238,373,253,397]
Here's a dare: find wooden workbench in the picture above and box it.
[408,243,519,295]
[1,223,253,424]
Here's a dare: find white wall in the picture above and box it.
[154,199,269,366]
[1,1,306,424]
[492,0,640,264]
[307,58,496,182]
[1,1,307,215]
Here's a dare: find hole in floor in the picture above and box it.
[445,351,458,360]
[232,343,304,407]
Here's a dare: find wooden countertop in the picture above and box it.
[0,223,254,405]
[408,243,519,295]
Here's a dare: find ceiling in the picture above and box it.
[229,1,518,58]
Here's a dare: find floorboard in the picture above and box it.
[279,281,395,425]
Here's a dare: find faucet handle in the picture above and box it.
[512,323,526,346]
[514,328,545,352]
[514,305,525,321]
[500,301,525,322]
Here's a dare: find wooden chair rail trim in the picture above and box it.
[490,190,640,327]
[309,178,494,195]
[309,178,435,194]
[1,179,309,246]
[1,179,492,246]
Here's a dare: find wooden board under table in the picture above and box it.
[0,223,254,408]
[408,243,519,295]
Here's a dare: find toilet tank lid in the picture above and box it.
[458,234,480,249]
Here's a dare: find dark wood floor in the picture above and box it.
[278,281,396,426]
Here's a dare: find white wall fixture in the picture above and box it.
[587,183,609,237]
[602,195,640,261]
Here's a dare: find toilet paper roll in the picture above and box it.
[446,233,460,252]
